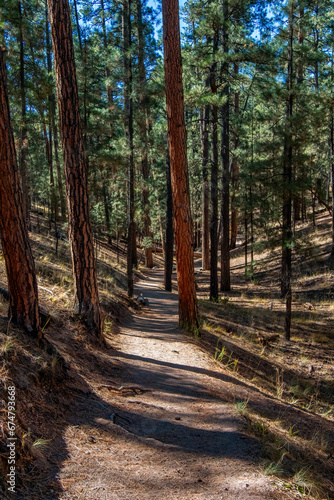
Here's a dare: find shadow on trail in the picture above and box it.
[116,350,258,395]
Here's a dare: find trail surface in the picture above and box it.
[58,270,298,499]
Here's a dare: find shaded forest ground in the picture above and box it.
[0,207,333,498]
[196,209,334,417]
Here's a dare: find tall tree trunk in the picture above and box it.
[45,4,57,223]
[293,6,304,223]
[124,0,136,288]
[331,64,334,255]
[72,0,82,53]
[0,47,40,335]
[220,0,230,292]
[165,150,174,291]
[230,157,238,249]
[48,0,102,337]
[162,0,198,330]
[244,214,248,272]
[210,30,219,301]
[148,122,166,255]
[332,119,334,254]
[230,63,239,249]
[46,1,66,220]
[100,0,113,241]
[52,98,66,219]
[102,181,112,244]
[201,103,210,270]
[41,112,54,226]
[100,0,114,133]
[137,0,153,268]
[331,29,334,256]
[281,1,294,341]
[122,0,136,296]
[18,1,29,225]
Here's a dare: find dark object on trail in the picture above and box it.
[0,287,51,329]
[0,287,9,301]
[55,230,67,242]
[98,384,151,395]
[136,293,149,306]
[257,333,280,346]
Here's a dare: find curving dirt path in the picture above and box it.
[57,270,300,500]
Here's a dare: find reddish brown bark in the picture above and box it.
[48,0,102,336]
[0,47,40,335]
[162,0,198,330]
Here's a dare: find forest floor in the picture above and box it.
[0,208,333,499]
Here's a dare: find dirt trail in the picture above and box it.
[57,270,299,499]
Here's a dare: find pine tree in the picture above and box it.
[48,0,103,337]
[0,46,40,336]
[162,0,198,330]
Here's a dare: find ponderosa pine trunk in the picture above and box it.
[0,47,40,335]
[165,150,174,291]
[123,0,136,296]
[18,1,29,225]
[52,100,66,220]
[210,29,219,301]
[201,103,210,270]
[332,113,334,254]
[46,2,66,221]
[48,0,102,337]
[230,63,239,250]
[281,1,294,341]
[162,0,198,330]
[102,181,112,244]
[45,2,57,223]
[331,31,334,256]
[293,7,304,224]
[41,112,54,226]
[137,0,153,268]
[72,0,82,54]
[101,0,114,114]
[220,0,230,292]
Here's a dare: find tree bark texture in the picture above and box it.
[201,103,210,270]
[0,47,40,335]
[331,32,334,256]
[18,1,29,225]
[46,3,66,220]
[48,0,102,336]
[210,29,219,301]
[162,0,198,330]
[165,150,174,291]
[230,63,239,249]
[137,0,153,268]
[220,0,230,292]
[331,108,334,256]
[281,1,294,341]
[123,0,136,297]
